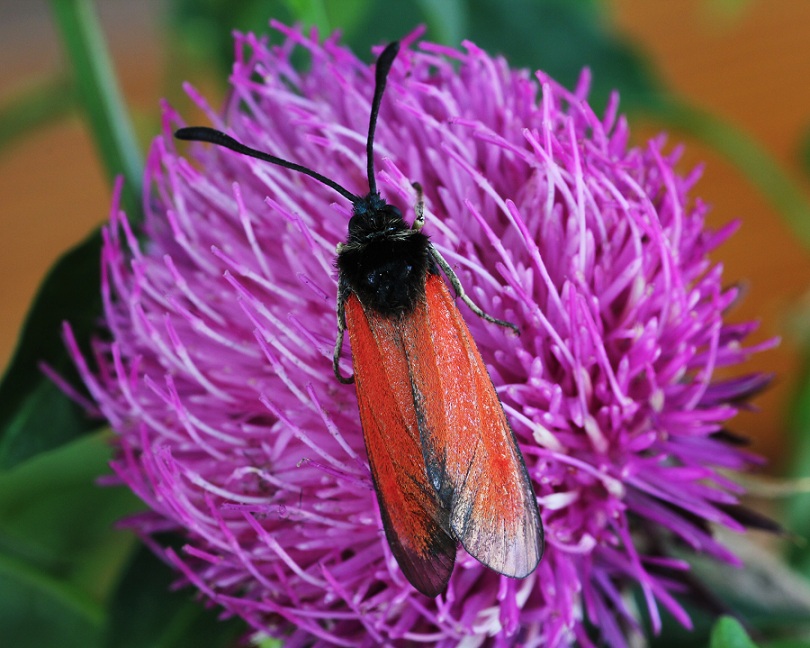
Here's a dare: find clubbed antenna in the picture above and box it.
[174,126,360,204]
[174,41,401,203]
[366,41,400,196]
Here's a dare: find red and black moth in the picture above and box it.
[176,41,543,596]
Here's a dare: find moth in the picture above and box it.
[176,41,543,596]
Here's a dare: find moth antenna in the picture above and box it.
[366,41,400,196]
[175,126,361,204]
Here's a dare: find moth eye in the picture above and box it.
[366,272,377,286]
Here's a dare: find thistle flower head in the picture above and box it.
[68,23,774,647]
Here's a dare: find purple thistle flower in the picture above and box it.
[66,23,776,647]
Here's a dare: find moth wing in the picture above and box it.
[406,274,543,578]
[345,294,456,596]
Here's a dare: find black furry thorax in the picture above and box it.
[337,192,433,317]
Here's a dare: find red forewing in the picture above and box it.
[346,273,542,592]
[345,293,456,596]
[407,274,543,577]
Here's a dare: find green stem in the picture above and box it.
[651,97,810,251]
[0,76,76,154]
[0,551,104,627]
[48,0,143,219]
[786,348,810,574]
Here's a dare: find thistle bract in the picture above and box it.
[67,23,773,647]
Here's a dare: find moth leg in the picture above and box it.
[430,246,520,335]
[333,281,355,384]
[411,182,426,231]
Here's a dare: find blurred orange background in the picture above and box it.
[1,0,808,465]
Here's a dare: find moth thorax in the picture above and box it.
[338,229,432,316]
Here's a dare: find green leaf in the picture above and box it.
[323,0,374,39]
[168,0,297,78]
[465,0,659,112]
[340,0,657,110]
[2,223,101,463]
[760,640,810,648]
[0,432,141,648]
[0,553,102,648]
[338,1,427,58]
[0,229,104,468]
[710,617,760,648]
[279,0,331,34]
[413,0,468,46]
[103,540,246,648]
[0,432,141,593]
[48,0,143,218]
